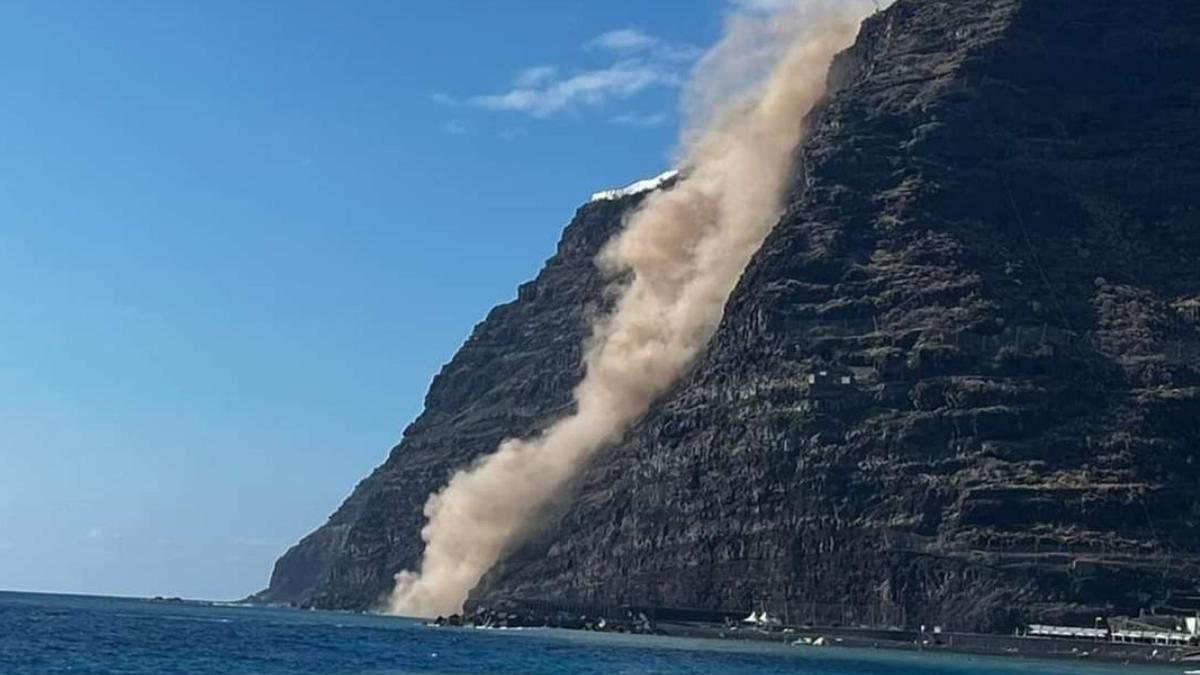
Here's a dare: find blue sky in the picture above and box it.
[0,1,774,599]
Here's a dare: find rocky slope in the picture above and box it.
[252,186,658,609]
[264,0,1200,631]
[472,0,1200,632]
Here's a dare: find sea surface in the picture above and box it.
[0,591,1178,674]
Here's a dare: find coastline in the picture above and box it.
[653,621,1195,668]
[439,605,1199,668]
[11,590,1192,675]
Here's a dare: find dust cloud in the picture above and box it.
[389,1,877,617]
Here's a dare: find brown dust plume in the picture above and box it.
[389,1,876,617]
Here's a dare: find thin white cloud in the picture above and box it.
[472,60,680,118]
[728,0,884,14]
[655,43,705,64]
[728,0,795,12]
[443,119,468,135]
[430,92,459,106]
[587,27,701,63]
[513,65,558,88]
[587,28,658,52]
[610,111,668,127]
[469,28,701,120]
[86,527,104,541]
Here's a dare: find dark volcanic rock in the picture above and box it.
[252,189,653,610]
[472,0,1200,632]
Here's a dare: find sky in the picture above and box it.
[0,0,782,600]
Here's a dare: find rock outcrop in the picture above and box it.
[264,0,1200,631]
[472,0,1200,632]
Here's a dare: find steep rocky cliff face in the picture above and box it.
[253,188,655,609]
[264,0,1200,629]
[473,0,1200,632]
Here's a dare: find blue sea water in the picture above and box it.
[0,591,1176,674]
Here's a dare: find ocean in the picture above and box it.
[0,591,1174,674]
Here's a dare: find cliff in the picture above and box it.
[264,0,1200,631]
[472,0,1200,632]
[252,185,657,609]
